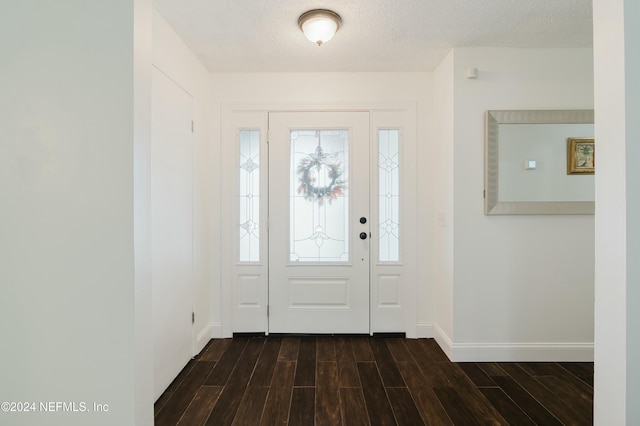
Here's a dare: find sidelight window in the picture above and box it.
[378,129,400,262]
[238,130,260,262]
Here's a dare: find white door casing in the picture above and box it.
[151,67,194,400]
[223,106,417,337]
[268,111,371,334]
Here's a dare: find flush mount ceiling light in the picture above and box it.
[298,9,342,46]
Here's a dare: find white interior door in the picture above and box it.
[151,67,193,399]
[268,111,370,334]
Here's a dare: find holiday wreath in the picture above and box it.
[297,145,346,205]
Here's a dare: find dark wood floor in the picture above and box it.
[154,336,593,425]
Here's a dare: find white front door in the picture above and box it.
[268,111,371,333]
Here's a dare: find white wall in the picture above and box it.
[209,72,433,336]
[431,51,455,353]
[625,0,640,415]
[134,1,154,424]
[0,2,152,425]
[153,10,213,352]
[439,48,595,361]
[593,0,640,423]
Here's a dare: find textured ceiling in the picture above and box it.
[153,0,593,72]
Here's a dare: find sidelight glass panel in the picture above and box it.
[239,130,260,262]
[379,129,400,262]
[290,129,349,262]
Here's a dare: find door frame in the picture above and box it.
[219,103,418,338]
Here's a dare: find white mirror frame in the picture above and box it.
[484,109,595,215]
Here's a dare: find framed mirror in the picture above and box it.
[485,110,595,215]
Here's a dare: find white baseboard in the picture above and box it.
[414,322,454,360]
[194,322,222,355]
[416,322,436,338]
[450,342,594,362]
[210,322,223,338]
[417,322,594,362]
[432,323,455,360]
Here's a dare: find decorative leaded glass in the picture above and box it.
[290,130,349,262]
[239,130,260,262]
[379,129,400,262]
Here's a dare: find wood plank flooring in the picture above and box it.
[154,337,593,425]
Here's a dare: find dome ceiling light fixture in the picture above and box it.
[298,9,342,46]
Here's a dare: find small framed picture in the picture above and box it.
[567,137,595,175]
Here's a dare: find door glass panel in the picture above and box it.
[290,129,349,262]
[239,129,260,262]
[378,129,400,262]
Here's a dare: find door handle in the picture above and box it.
[359,232,368,240]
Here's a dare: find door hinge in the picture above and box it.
[192,312,195,324]
[483,190,486,198]
[191,121,194,133]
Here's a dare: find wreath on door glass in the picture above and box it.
[297,145,345,205]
